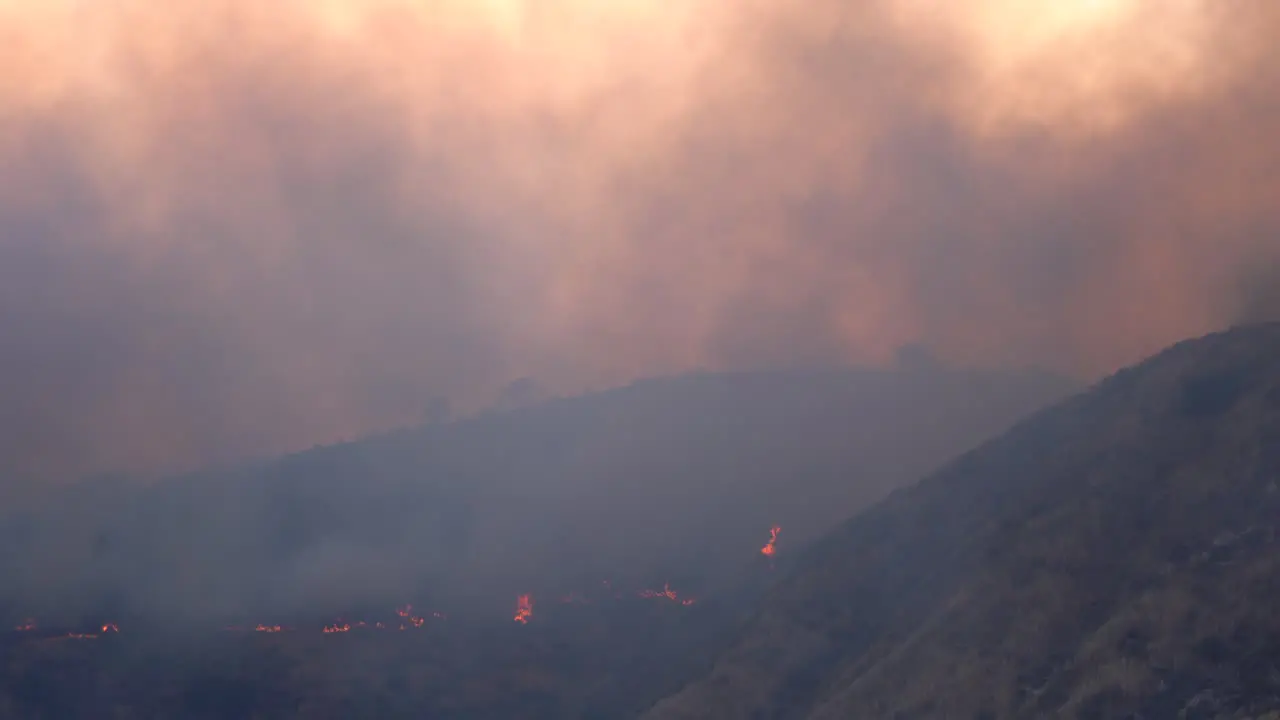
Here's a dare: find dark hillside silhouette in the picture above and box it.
[0,364,1072,717]
[647,323,1280,719]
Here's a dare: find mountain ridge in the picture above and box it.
[645,322,1280,719]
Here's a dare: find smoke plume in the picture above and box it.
[2,0,1278,486]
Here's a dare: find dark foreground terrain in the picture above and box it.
[648,322,1280,719]
[1,597,732,719]
[0,363,1070,718]
[11,325,1280,718]
[9,325,1280,718]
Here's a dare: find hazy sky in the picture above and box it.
[1,0,1277,484]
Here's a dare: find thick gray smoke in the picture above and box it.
[1,0,1278,488]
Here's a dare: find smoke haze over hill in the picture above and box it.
[2,0,1278,484]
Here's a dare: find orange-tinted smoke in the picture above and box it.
[2,1,1279,487]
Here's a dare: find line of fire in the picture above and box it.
[7,526,781,637]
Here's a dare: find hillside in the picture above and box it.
[0,364,1072,718]
[646,322,1280,719]
[0,364,1072,624]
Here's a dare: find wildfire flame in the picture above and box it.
[639,583,678,601]
[639,582,697,605]
[513,594,533,624]
[396,605,426,629]
[761,525,781,557]
[14,585,707,639]
[209,605,445,634]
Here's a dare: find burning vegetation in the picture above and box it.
[761,525,781,557]
[637,583,697,605]
[7,528,778,639]
[513,595,534,625]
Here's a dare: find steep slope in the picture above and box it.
[646,322,1280,719]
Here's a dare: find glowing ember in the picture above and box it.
[639,583,679,601]
[638,582,697,605]
[761,525,781,556]
[396,605,426,629]
[21,590,706,637]
[513,594,533,624]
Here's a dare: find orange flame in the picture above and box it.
[639,583,679,601]
[513,594,533,624]
[396,605,426,629]
[761,525,781,556]
[21,588,716,636]
[216,604,447,634]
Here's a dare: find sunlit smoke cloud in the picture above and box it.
[1,0,1277,487]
